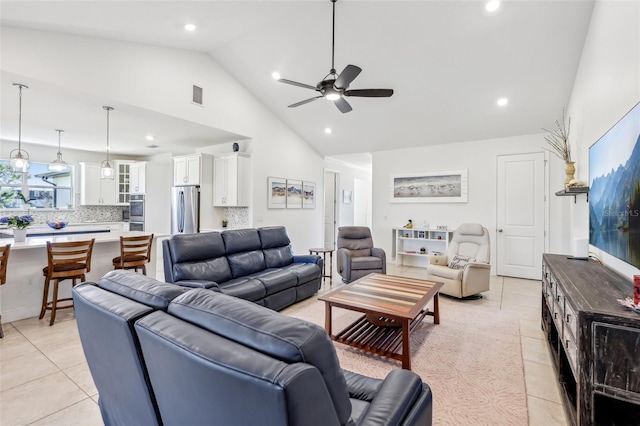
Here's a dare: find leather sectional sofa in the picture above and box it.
[73,270,434,426]
[162,226,322,311]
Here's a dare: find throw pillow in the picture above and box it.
[448,254,476,270]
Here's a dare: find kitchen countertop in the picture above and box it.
[0,230,161,250]
[0,222,128,237]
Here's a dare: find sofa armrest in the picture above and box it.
[337,248,353,281]
[293,254,322,266]
[174,280,220,290]
[427,255,448,266]
[357,369,432,426]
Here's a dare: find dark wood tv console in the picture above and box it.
[542,254,640,425]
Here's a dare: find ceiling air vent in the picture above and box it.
[192,85,203,106]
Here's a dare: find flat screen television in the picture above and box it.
[589,101,640,269]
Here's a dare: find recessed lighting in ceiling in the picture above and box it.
[497,97,509,107]
[271,72,281,80]
[324,128,332,134]
[145,135,154,141]
[184,23,196,32]
[486,1,500,12]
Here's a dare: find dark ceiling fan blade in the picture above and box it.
[344,89,394,98]
[334,65,362,89]
[278,78,318,91]
[288,96,322,108]
[334,97,353,113]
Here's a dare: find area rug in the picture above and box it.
[285,298,528,426]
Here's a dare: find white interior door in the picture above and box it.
[324,171,338,250]
[353,177,371,227]
[496,153,546,279]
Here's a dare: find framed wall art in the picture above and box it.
[302,181,316,209]
[343,190,352,204]
[267,177,287,209]
[390,169,468,203]
[286,179,303,209]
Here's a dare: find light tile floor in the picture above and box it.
[0,264,569,425]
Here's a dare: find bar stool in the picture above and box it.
[112,234,154,275]
[0,244,10,338]
[40,239,95,326]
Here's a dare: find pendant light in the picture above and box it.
[100,106,114,179]
[10,83,30,173]
[48,129,70,172]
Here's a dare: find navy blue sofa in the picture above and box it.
[162,226,322,310]
[73,271,433,426]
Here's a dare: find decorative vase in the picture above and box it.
[565,162,576,186]
[13,229,27,242]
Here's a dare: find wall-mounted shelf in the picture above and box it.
[555,186,589,203]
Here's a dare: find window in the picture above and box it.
[0,162,74,209]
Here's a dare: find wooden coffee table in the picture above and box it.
[319,273,443,370]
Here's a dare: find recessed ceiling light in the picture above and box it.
[324,128,332,134]
[497,97,509,107]
[271,72,281,80]
[184,23,196,32]
[486,1,500,12]
[145,135,155,141]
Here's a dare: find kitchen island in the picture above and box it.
[0,231,167,323]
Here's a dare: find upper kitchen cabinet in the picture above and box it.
[79,162,117,205]
[130,162,146,194]
[213,153,250,207]
[116,161,131,204]
[173,155,203,186]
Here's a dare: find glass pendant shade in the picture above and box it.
[48,129,70,173]
[11,83,30,173]
[100,160,114,179]
[101,106,115,179]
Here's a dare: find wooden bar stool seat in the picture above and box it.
[112,234,153,275]
[0,244,10,338]
[40,239,94,326]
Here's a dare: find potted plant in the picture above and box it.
[222,219,228,228]
[542,108,574,185]
[0,214,34,242]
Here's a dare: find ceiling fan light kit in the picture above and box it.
[276,0,393,113]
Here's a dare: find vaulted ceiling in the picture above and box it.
[0,1,594,163]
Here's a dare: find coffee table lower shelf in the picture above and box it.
[330,310,431,366]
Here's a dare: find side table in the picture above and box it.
[308,248,334,284]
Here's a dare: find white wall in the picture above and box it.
[1,27,325,252]
[372,133,554,274]
[565,0,640,278]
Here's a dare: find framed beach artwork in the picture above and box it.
[302,181,316,209]
[267,177,287,208]
[286,179,303,209]
[390,169,468,203]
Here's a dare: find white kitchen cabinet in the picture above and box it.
[173,155,201,185]
[116,161,131,204]
[130,162,146,194]
[79,162,117,205]
[213,153,250,207]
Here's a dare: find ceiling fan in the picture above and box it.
[276,0,393,113]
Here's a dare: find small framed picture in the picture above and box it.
[418,231,425,238]
[267,177,287,209]
[343,190,352,204]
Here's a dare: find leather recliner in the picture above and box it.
[72,270,187,426]
[135,288,433,426]
[425,223,491,298]
[337,226,386,283]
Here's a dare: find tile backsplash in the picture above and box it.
[5,194,126,225]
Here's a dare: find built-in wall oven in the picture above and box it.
[129,194,145,231]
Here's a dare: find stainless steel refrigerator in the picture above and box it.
[171,186,200,234]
